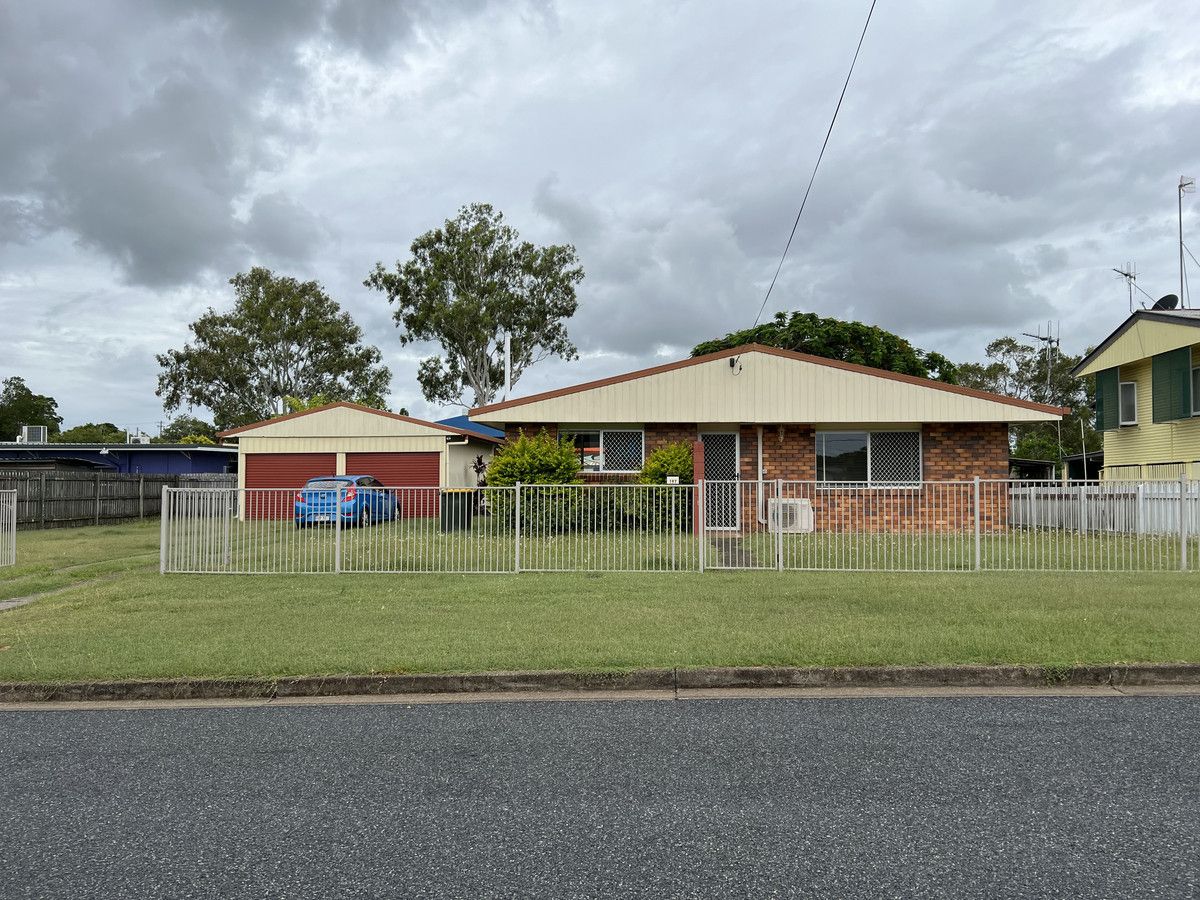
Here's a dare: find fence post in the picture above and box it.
[138,476,144,520]
[94,472,101,525]
[514,482,522,573]
[775,478,783,571]
[222,489,232,568]
[973,477,981,571]
[334,486,343,574]
[698,480,706,573]
[1180,474,1188,572]
[159,486,169,574]
[1136,481,1145,535]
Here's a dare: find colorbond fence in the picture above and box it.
[161,479,1200,575]
[0,471,236,530]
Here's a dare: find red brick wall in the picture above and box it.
[495,422,1010,532]
[502,422,1009,482]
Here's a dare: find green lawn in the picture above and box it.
[1,521,1198,683]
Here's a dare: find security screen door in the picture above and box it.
[701,432,739,529]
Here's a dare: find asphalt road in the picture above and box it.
[1,695,1197,899]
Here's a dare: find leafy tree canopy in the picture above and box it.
[365,203,584,408]
[55,422,125,443]
[956,336,1099,462]
[155,415,216,444]
[283,393,408,417]
[0,376,62,441]
[157,267,392,431]
[693,311,960,384]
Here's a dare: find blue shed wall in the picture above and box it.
[0,448,235,474]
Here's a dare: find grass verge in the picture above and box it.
[1,522,1198,683]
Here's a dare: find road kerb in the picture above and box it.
[2,662,1199,705]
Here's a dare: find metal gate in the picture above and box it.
[0,489,15,567]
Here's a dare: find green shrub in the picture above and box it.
[486,429,582,486]
[636,441,694,531]
[485,430,582,530]
[639,441,693,484]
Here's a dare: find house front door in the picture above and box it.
[700,432,739,530]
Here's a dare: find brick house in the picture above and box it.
[469,344,1065,532]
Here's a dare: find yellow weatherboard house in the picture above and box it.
[1072,307,1200,479]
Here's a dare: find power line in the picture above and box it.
[752,0,878,327]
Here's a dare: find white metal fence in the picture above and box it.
[159,479,1200,575]
[0,489,15,567]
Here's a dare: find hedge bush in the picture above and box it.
[485,430,581,531]
[638,441,693,484]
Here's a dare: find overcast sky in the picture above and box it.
[2,0,1199,431]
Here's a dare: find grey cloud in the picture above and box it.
[242,192,329,264]
[3,0,1200,430]
[0,0,495,289]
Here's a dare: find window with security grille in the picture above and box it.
[601,430,644,471]
[816,430,921,484]
[561,429,644,472]
[869,431,921,483]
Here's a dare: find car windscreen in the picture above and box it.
[303,480,346,490]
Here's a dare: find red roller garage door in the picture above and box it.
[346,452,440,518]
[244,453,337,520]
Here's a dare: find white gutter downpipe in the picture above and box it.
[757,425,767,525]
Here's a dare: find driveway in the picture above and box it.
[1,695,1196,898]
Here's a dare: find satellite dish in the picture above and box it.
[1152,294,1179,310]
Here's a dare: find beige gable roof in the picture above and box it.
[218,402,498,442]
[471,345,1064,426]
[1072,310,1200,377]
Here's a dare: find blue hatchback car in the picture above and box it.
[294,475,397,528]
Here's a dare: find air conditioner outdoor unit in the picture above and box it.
[19,425,48,444]
[768,497,814,534]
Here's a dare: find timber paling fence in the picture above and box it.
[0,471,236,530]
[0,490,15,567]
[160,479,1200,575]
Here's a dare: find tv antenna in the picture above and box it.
[1112,262,1137,314]
[1022,321,1061,395]
[1022,320,1063,462]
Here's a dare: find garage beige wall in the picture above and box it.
[446,441,493,487]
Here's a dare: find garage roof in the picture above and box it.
[217,402,501,442]
[470,344,1066,425]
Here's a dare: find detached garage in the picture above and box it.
[217,403,499,495]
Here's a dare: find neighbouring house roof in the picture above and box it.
[0,443,236,453]
[436,415,505,440]
[469,344,1066,426]
[1072,309,1200,378]
[217,402,502,443]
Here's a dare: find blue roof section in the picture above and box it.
[437,415,504,440]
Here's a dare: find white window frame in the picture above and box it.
[560,427,645,473]
[1119,381,1138,426]
[816,430,923,488]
